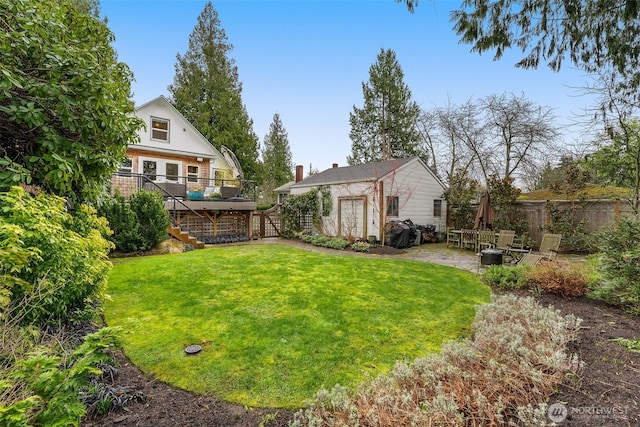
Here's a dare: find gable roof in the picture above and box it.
[274,181,295,193]
[291,157,444,189]
[134,95,226,160]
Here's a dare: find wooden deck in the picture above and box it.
[164,199,257,212]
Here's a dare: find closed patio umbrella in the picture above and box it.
[474,191,495,230]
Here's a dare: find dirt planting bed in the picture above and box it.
[83,291,640,427]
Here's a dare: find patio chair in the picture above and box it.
[460,229,477,251]
[511,233,528,250]
[495,231,517,261]
[517,233,562,266]
[495,231,515,252]
[477,230,496,251]
[446,227,461,248]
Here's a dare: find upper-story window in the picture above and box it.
[151,117,169,142]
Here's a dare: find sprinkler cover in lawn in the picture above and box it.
[184,344,202,355]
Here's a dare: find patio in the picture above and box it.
[254,239,586,274]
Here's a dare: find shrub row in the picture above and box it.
[290,294,581,426]
[298,233,349,250]
[350,241,371,252]
[481,262,592,297]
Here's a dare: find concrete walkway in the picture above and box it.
[252,239,484,273]
[396,243,483,273]
[251,239,586,275]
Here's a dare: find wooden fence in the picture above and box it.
[514,199,634,246]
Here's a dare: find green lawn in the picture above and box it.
[105,244,490,409]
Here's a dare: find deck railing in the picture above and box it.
[109,172,258,244]
[110,171,257,201]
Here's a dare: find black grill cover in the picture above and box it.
[385,219,417,248]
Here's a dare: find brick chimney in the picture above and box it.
[332,163,339,168]
[295,165,303,182]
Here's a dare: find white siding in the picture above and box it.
[289,158,447,241]
[136,98,224,163]
[381,159,447,234]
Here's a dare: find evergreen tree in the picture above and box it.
[168,1,260,180]
[348,48,423,165]
[0,0,141,201]
[261,113,294,188]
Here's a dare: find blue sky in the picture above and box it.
[101,0,594,173]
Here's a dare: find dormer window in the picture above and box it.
[151,117,169,142]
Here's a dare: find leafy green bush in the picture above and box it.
[325,238,349,250]
[590,215,640,314]
[0,187,112,325]
[545,203,597,253]
[98,190,170,253]
[350,241,371,252]
[97,191,143,253]
[481,265,530,289]
[0,0,143,202]
[0,327,120,427]
[127,190,170,251]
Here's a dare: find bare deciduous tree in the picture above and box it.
[481,93,560,182]
[422,93,559,188]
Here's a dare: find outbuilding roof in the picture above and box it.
[291,157,418,188]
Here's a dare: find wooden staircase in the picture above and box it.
[168,225,205,249]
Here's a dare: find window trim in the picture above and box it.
[138,156,182,182]
[386,196,399,217]
[165,162,179,182]
[187,165,199,183]
[433,199,443,217]
[150,117,169,142]
[142,160,157,181]
[118,158,133,176]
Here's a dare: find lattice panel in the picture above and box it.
[216,214,247,236]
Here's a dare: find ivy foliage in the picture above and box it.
[487,175,528,233]
[282,186,332,236]
[0,186,113,325]
[442,168,479,229]
[0,0,143,202]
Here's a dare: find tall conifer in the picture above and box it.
[348,48,423,165]
[169,1,259,180]
[261,113,294,188]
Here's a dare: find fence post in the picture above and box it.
[545,200,551,227]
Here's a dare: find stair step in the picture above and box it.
[167,225,204,249]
